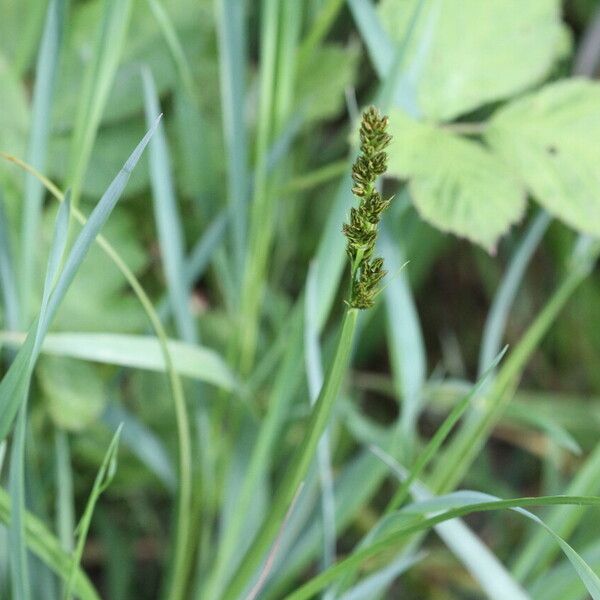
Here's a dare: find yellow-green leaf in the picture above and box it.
[378,0,566,121]
[486,79,600,238]
[387,110,526,252]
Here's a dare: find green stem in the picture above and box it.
[221,308,359,600]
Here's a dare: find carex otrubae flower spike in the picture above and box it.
[343,106,392,309]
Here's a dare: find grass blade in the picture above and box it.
[0,331,237,391]
[215,0,249,286]
[2,127,194,600]
[64,425,123,600]
[0,190,19,331]
[142,68,195,344]
[0,118,160,442]
[222,308,359,600]
[428,238,600,495]
[478,211,552,376]
[20,0,67,321]
[285,494,600,600]
[372,447,530,600]
[9,194,70,600]
[0,486,100,600]
[304,262,336,571]
[380,223,426,454]
[238,0,280,373]
[9,405,31,600]
[66,0,133,206]
[103,402,176,491]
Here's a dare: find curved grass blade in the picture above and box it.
[1,129,194,600]
[64,425,122,600]
[372,446,530,600]
[0,119,160,443]
[0,488,100,600]
[285,494,600,600]
[0,332,236,390]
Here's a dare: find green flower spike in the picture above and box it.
[343,106,392,309]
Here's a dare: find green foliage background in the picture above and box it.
[2,0,600,599]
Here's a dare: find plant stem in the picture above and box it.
[221,308,359,600]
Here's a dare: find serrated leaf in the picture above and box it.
[38,356,106,432]
[378,0,565,121]
[486,79,600,238]
[387,109,526,251]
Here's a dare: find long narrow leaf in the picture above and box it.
[0,117,160,442]
[142,68,195,344]
[64,426,122,599]
[20,0,67,318]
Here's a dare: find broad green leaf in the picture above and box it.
[387,109,526,251]
[378,0,565,121]
[486,79,600,239]
[296,44,360,121]
[38,357,106,432]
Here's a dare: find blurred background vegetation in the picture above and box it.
[3,0,600,599]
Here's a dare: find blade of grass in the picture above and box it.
[9,405,31,600]
[66,0,133,208]
[0,486,100,600]
[202,308,305,599]
[64,425,122,600]
[0,119,158,439]
[0,331,236,390]
[20,0,67,322]
[237,0,280,374]
[1,145,194,597]
[297,0,345,67]
[285,494,600,600]
[478,211,552,377]
[380,222,426,457]
[215,0,249,287]
[142,68,195,343]
[54,429,75,558]
[327,347,507,596]
[0,190,19,331]
[512,441,600,582]
[428,237,600,495]
[305,262,336,571]
[372,447,530,600]
[222,308,359,600]
[9,194,70,600]
[146,0,196,100]
[103,402,176,491]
